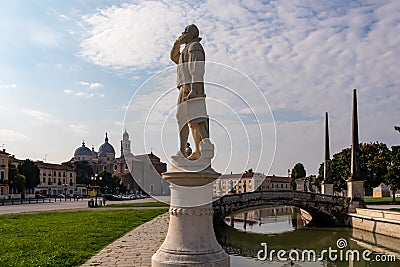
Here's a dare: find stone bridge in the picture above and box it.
[213,190,351,226]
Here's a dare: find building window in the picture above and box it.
[58,172,61,177]
[43,178,46,183]
[43,172,46,176]
[63,172,66,177]
[0,171,4,180]
[103,166,107,171]
[114,164,118,171]
[54,171,56,176]
[70,173,72,178]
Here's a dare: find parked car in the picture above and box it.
[56,194,66,198]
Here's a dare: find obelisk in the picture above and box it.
[321,112,334,195]
[347,89,365,211]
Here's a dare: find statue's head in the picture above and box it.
[180,24,199,44]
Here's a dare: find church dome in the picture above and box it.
[98,133,115,157]
[74,141,92,157]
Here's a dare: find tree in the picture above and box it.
[291,163,306,179]
[96,171,126,194]
[316,142,390,194]
[385,146,400,203]
[359,142,390,194]
[8,162,25,194]
[12,174,26,193]
[290,163,306,190]
[18,159,40,189]
[69,161,94,185]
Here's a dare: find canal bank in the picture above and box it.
[348,208,400,239]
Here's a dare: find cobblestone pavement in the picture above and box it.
[81,213,169,267]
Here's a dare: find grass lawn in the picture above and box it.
[0,209,166,267]
[364,197,400,205]
[103,202,169,208]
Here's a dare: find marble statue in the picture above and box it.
[170,24,209,160]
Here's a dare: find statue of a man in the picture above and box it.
[171,24,209,160]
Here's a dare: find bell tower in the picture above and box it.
[121,129,131,156]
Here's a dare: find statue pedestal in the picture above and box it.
[321,182,334,195]
[347,180,365,212]
[152,142,230,267]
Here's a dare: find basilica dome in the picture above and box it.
[74,141,92,157]
[98,133,115,157]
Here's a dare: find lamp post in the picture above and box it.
[91,174,102,206]
[63,183,68,201]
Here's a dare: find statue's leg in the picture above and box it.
[198,120,209,140]
[180,123,189,157]
[188,123,201,160]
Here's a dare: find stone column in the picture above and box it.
[152,141,230,267]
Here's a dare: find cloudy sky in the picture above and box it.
[0,0,399,176]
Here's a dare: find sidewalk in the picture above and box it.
[80,213,169,267]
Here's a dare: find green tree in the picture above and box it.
[96,171,126,194]
[8,162,25,194]
[12,174,26,193]
[18,159,40,189]
[385,146,400,203]
[316,142,390,194]
[68,161,94,185]
[290,163,306,190]
[359,142,390,194]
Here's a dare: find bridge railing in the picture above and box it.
[213,190,349,207]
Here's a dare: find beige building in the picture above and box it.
[213,171,290,197]
[35,161,76,196]
[0,149,10,199]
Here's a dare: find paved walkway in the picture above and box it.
[0,197,169,215]
[81,213,169,267]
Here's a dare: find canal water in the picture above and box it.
[215,206,400,267]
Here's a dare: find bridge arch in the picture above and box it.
[213,190,350,226]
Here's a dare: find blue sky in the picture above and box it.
[0,0,399,176]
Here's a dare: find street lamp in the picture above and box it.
[63,183,68,201]
[91,174,102,206]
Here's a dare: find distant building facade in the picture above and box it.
[35,161,76,196]
[0,149,10,199]
[213,171,290,197]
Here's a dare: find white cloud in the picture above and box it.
[80,0,400,175]
[64,89,73,94]
[0,84,17,89]
[75,92,94,98]
[22,109,60,124]
[80,81,104,89]
[0,129,29,142]
[69,124,89,135]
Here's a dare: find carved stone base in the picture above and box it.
[347,180,365,213]
[151,171,230,267]
[321,182,334,195]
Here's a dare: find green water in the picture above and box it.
[215,206,400,267]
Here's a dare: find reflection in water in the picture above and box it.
[215,206,400,267]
